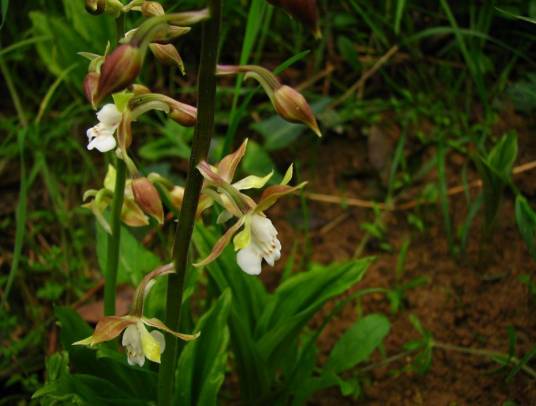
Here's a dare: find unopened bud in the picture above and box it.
[85,0,105,15]
[273,85,321,137]
[132,177,164,224]
[170,186,184,209]
[131,84,151,95]
[158,25,191,42]
[96,44,142,105]
[141,1,165,17]
[169,103,197,127]
[149,43,185,75]
[166,9,210,26]
[84,71,100,108]
[121,199,149,227]
[268,0,321,39]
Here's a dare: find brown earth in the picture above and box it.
[264,115,536,405]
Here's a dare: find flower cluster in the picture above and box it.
[77,0,322,368]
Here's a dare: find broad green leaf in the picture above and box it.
[175,290,232,406]
[325,314,390,373]
[240,139,275,177]
[192,225,271,401]
[515,195,536,259]
[0,0,8,30]
[96,222,161,285]
[486,131,518,181]
[256,259,373,365]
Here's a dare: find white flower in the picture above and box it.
[86,104,122,153]
[236,214,281,275]
[122,320,166,367]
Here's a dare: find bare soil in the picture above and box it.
[265,115,536,405]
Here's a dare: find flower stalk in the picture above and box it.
[103,157,126,316]
[157,0,222,403]
[103,17,128,317]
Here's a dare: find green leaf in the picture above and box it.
[96,222,161,285]
[486,131,518,181]
[192,225,271,401]
[240,139,275,177]
[515,195,536,259]
[325,314,390,373]
[175,290,232,406]
[0,0,8,30]
[256,259,373,365]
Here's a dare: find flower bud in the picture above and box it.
[169,103,197,127]
[132,177,164,224]
[84,71,100,108]
[273,85,321,137]
[85,0,105,15]
[96,44,143,105]
[141,1,165,17]
[121,199,150,227]
[268,0,320,39]
[149,43,185,75]
[170,186,184,209]
[131,84,151,95]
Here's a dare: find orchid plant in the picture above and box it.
[70,0,323,404]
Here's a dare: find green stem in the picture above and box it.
[103,158,126,315]
[434,341,536,379]
[157,0,222,404]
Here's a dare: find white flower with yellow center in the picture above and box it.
[194,144,306,276]
[73,264,199,366]
[86,103,122,152]
[236,214,281,275]
[122,320,166,367]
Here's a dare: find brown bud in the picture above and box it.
[117,112,132,150]
[273,85,321,137]
[96,44,142,105]
[141,1,165,17]
[267,0,320,39]
[169,103,197,127]
[83,71,100,108]
[132,177,164,224]
[149,43,185,75]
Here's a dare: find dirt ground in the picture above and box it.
[265,115,536,405]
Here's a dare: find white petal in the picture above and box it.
[97,103,122,127]
[236,244,263,275]
[87,134,117,152]
[86,126,99,141]
[151,330,166,354]
[250,214,278,247]
[122,325,145,367]
[122,325,140,347]
[263,237,281,267]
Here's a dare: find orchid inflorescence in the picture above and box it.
[77,0,321,367]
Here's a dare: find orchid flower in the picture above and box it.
[85,90,197,156]
[86,103,122,152]
[74,264,199,366]
[193,142,306,275]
